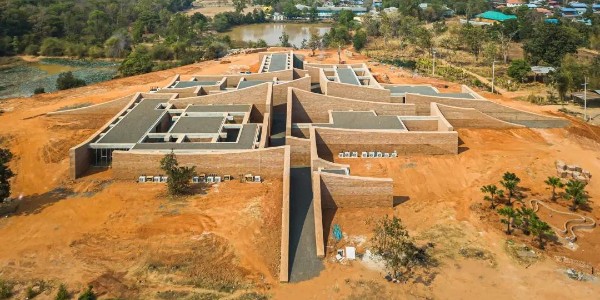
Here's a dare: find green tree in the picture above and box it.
[56,72,86,90]
[507,59,531,83]
[529,215,554,249]
[544,176,564,201]
[309,6,318,23]
[563,179,588,211]
[119,47,155,76]
[497,206,518,235]
[500,172,520,205]
[40,37,65,56]
[353,30,367,51]
[279,32,291,47]
[232,0,247,14]
[459,24,487,60]
[160,151,197,196]
[370,216,434,279]
[480,184,502,209]
[33,87,45,94]
[0,149,14,202]
[524,23,584,66]
[77,286,96,300]
[514,206,536,235]
[308,32,321,56]
[337,10,355,28]
[55,284,70,300]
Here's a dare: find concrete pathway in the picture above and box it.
[288,167,323,282]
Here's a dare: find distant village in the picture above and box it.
[268,0,600,26]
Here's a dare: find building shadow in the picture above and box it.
[393,196,410,207]
[321,207,338,249]
[457,136,469,154]
[13,187,74,216]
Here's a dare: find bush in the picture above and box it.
[150,44,174,60]
[77,286,96,300]
[40,38,64,56]
[119,47,154,76]
[24,44,40,56]
[55,284,70,300]
[64,43,88,58]
[507,59,531,82]
[0,279,13,299]
[33,87,45,94]
[56,72,86,90]
[87,46,105,59]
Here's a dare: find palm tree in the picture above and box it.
[544,176,564,201]
[563,179,588,211]
[529,216,554,249]
[480,184,502,209]
[500,172,520,206]
[515,206,536,235]
[498,207,519,235]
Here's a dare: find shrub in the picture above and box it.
[55,284,70,300]
[33,87,45,94]
[87,46,105,59]
[56,72,86,90]
[0,279,13,299]
[119,47,154,76]
[24,44,40,56]
[77,286,96,300]
[150,44,174,60]
[40,38,64,56]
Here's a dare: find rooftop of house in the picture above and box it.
[383,85,476,99]
[314,111,407,130]
[476,11,518,21]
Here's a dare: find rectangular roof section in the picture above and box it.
[96,98,166,144]
[336,68,361,85]
[173,81,219,88]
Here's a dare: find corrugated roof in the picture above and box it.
[477,11,517,21]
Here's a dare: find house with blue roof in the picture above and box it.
[568,2,589,14]
[561,7,581,18]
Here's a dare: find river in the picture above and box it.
[226,23,332,47]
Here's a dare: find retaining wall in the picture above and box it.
[290,88,416,123]
[313,127,458,160]
[312,171,325,258]
[435,103,524,129]
[429,102,455,131]
[405,93,568,128]
[272,76,311,112]
[319,172,393,208]
[280,146,291,282]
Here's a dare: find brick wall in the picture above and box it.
[405,93,568,127]
[305,65,321,84]
[436,103,524,129]
[272,76,311,112]
[313,127,458,161]
[194,70,294,87]
[311,158,350,172]
[286,136,311,166]
[429,102,455,131]
[326,81,391,102]
[112,146,288,180]
[319,68,329,95]
[312,171,325,258]
[290,88,416,123]
[48,94,132,117]
[401,119,439,131]
[280,146,291,282]
[170,83,271,122]
[319,172,393,208]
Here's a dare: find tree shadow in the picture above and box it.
[393,196,410,207]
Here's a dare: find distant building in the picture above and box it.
[418,3,455,17]
[373,0,382,8]
[316,6,368,18]
[475,11,517,24]
[383,7,398,14]
[506,0,525,8]
[568,2,588,14]
[272,12,286,21]
[561,7,580,18]
[593,4,600,13]
[536,7,553,17]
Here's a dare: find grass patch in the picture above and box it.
[56,102,93,111]
[345,279,390,300]
[0,279,14,300]
[234,292,269,300]
[459,247,497,267]
[156,290,190,299]
[504,239,542,266]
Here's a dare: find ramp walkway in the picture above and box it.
[288,167,324,282]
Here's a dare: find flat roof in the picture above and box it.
[327,111,406,130]
[97,98,166,144]
[336,68,361,85]
[131,124,258,150]
[238,80,268,89]
[185,104,250,112]
[169,116,224,133]
[268,53,289,72]
[385,85,475,99]
[173,81,218,88]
